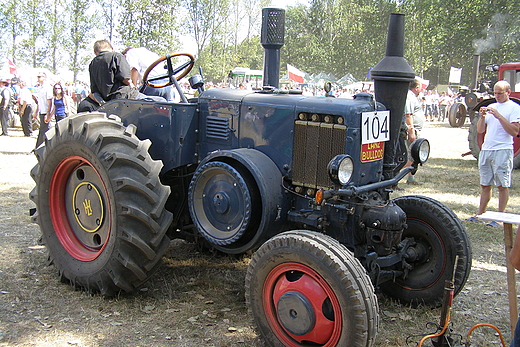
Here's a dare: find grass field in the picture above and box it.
[1,121,518,346]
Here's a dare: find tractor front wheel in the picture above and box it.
[246,230,378,347]
[381,195,472,307]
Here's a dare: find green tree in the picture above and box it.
[243,0,269,40]
[119,0,181,53]
[2,0,519,89]
[97,0,119,42]
[46,0,67,73]
[396,0,517,87]
[18,0,47,68]
[283,0,395,81]
[0,0,23,64]
[182,0,230,55]
[474,10,520,74]
[235,36,263,70]
[67,0,96,82]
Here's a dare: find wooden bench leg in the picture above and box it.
[505,223,518,335]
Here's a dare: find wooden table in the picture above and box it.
[478,211,520,334]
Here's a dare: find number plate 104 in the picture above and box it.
[361,111,390,145]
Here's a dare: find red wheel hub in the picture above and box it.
[49,156,111,261]
[263,262,342,346]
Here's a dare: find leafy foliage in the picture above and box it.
[67,0,97,81]
[118,0,180,53]
[96,0,119,42]
[1,0,23,65]
[17,0,47,68]
[396,0,520,86]
[0,0,519,85]
[47,0,67,73]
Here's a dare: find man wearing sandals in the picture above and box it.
[467,81,520,227]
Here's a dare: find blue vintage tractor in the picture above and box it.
[30,9,471,347]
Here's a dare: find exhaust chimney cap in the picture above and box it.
[261,8,285,49]
[371,13,415,82]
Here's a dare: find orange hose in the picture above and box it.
[466,323,506,347]
[417,313,451,347]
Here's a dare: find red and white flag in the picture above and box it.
[8,59,17,77]
[415,76,429,90]
[287,63,305,83]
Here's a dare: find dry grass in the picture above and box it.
[1,122,518,347]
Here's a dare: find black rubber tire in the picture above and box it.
[468,114,481,160]
[381,195,472,307]
[245,230,378,347]
[448,103,466,127]
[465,93,478,110]
[30,112,172,296]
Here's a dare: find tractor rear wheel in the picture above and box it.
[246,230,378,347]
[30,112,172,296]
[448,102,466,127]
[468,115,482,160]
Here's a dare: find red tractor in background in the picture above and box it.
[467,61,520,167]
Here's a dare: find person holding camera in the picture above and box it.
[466,81,520,226]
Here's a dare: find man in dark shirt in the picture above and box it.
[78,40,164,112]
[0,78,12,136]
[89,39,138,102]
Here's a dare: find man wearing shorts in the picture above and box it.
[467,80,520,226]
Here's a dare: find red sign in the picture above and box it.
[361,141,384,163]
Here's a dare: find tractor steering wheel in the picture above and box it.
[142,52,195,89]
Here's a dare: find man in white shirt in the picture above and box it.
[467,80,520,226]
[402,77,426,185]
[34,72,53,148]
[123,47,175,102]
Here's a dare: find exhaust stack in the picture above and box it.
[471,54,480,90]
[261,8,285,88]
[371,13,415,180]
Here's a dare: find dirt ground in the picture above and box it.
[0,121,517,347]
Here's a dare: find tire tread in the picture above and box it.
[245,230,378,347]
[31,112,172,296]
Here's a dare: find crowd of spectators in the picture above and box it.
[0,68,472,134]
[0,48,477,138]
[0,73,89,138]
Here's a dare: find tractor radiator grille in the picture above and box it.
[292,120,346,189]
[206,116,229,141]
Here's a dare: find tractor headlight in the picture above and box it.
[411,138,430,164]
[328,155,354,185]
